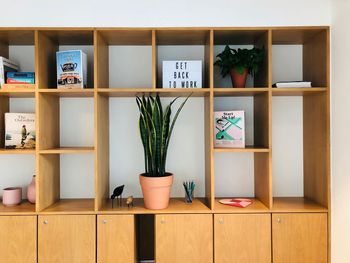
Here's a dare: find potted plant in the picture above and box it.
[136,93,190,209]
[214,45,265,88]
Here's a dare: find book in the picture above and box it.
[5,113,36,149]
[56,50,87,89]
[0,57,19,88]
[273,81,312,88]
[6,72,35,84]
[214,111,245,148]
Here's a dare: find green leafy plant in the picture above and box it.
[214,45,265,77]
[136,93,191,177]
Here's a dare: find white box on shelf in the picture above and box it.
[0,57,19,88]
[56,50,87,89]
[214,111,245,148]
[162,60,202,88]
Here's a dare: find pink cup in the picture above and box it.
[2,187,22,206]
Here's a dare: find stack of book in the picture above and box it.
[0,56,35,88]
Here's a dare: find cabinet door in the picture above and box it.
[214,214,271,263]
[38,215,96,263]
[272,213,327,263]
[97,215,135,263]
[0,215,37,263]
[155,214,213,263]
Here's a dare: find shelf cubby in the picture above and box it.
[272,27,329,89]
[36,29,95,89]
[272,92,329,211]
[38,153,95,213]
[214,152,271,211]
[95,29,153,89]
[213,29,269,88]
[95,93,212,211]
[213,91,270,149]
[155,29,212,89]
[37,93,94,151]
[0,154,36,214]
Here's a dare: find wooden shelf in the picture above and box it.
[214,146,270,153]
[100,198,211,214]
[0,88,35,98]
[39,147,94,154]
[40,199,95,214]
[214,88,269,97]
[0,149,36,155]
[98,88,210,97]
[0,200,35,215]
[272,87,327,96]
[39,89,94,97]
[271,197,328,212]
[214,198,269,213]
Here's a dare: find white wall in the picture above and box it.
[332,1,350,262]
[0,0,331,27]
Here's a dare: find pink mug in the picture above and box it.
[2,187,22,206]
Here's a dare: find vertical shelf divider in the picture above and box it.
[206,30,214,209]
[94,30,110,211]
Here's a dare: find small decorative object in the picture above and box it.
[214,46,265,88]
[273,81,312,88]
[215,111,245,148]
[2,187,22,206]
[126,196,134,208]
[219,198,252,208]
[136,93,190,210]
[183,181,195,203]
[0,56,19,88]
[111,185,124,208]
[162,60,202,88]
[56,50,87,89]
[27,175,36,204]
[5,113,36,149]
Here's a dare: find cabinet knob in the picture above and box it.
[43,220,48,225]
[219,218,224,224]
[277,218,281,223]
[103,219,107,224]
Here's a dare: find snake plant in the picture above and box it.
[136,93,191,177]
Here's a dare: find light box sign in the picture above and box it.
[162,60,202,88]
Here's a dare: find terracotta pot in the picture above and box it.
[230,68,248,88]
[139,173,173,210]
[2,187,22,206]
[27,175,36,204]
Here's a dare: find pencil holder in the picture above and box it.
[183,181,195,203]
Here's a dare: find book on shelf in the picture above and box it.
[5,113,36,149]
[6,72,35,84]
[273,81,312,88]
[214,111,245,148]
[0,57,19,88]
[57,50,87,89]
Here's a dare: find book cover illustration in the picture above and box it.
[5,113,36,149]
[56,50,87,89]
[214,111,245,148]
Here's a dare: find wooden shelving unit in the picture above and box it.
[0,27,330,215]
[0,27,330,263]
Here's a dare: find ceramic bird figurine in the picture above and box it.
[111,185,124,208]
